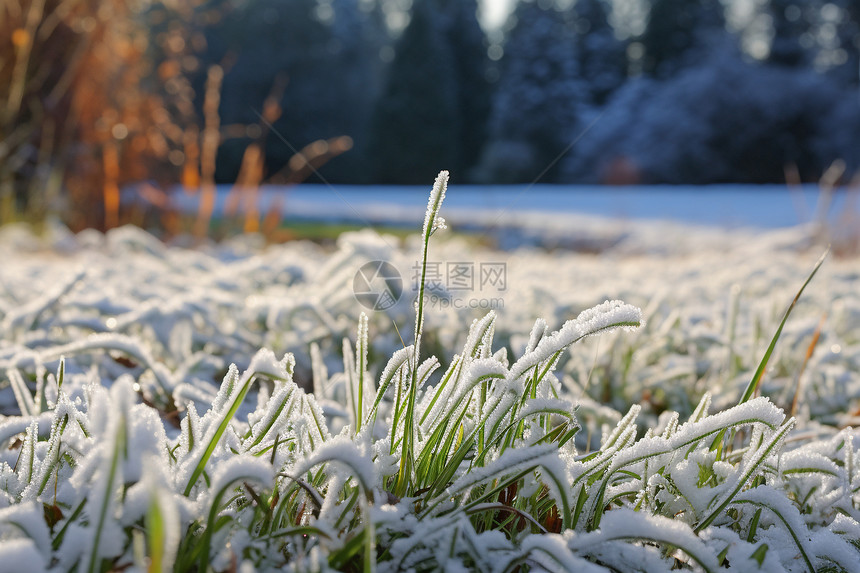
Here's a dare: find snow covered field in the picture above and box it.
[1,182,859,570]
[167,183,857,231]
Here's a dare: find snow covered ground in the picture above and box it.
[0,214,856,428]
[161,183,860,253]
[0,202,859,570]
[166,182,858,229]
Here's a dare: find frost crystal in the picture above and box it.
[511,299,642,380]
[422,171,448,240]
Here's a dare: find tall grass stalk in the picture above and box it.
[395,170,448,497]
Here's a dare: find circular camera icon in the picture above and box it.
[353,260,403,311]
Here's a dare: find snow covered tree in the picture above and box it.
[561,77,657,183]
[564,49,860,183]
[475,0,584,183]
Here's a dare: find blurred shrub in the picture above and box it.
[0,0,356,239]
[0,0,174,230]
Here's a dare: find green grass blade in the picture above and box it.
[356,312,369,432]
[730,497,814,573]
[183,354,287,496]
[86,406,127,573]
[738,248,828,406]
[396,170,448,497]
[7,369,36,418]
[696,419,795,533]
[146,492,167,573]
[370,346,412,425]
[198,458,273,572]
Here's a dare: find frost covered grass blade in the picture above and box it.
[395,170,448,497]
[738,247,828,406]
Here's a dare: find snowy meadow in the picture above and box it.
[1,172,860,572]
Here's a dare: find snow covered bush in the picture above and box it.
[564,49,860,184]
[0,172,859,571]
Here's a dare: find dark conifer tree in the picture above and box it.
[368,0,460,183]
[572,0,627,105]
[476,0,583,182]
[436,0,492,179]
[640,0,725,77]
[767,0,810,67]
[368,0,490,183]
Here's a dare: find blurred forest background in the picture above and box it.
[2,0,860,232]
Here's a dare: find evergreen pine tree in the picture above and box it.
[764,0,860,84]
[316,0,390,182]
[369,0,491,183]
[640,0,725,77]
[767,0,810,67]
[831,0,860,86]
[436,0,492,179]
[476,0,583,182]
[572,0,627,105]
